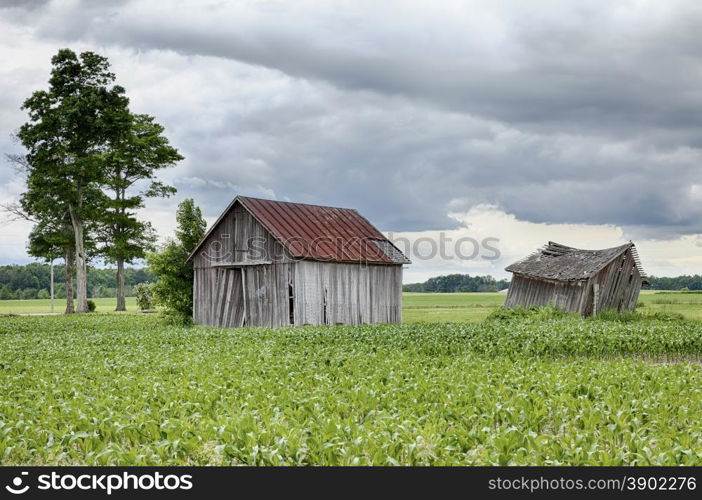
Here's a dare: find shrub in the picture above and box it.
[86,299,96,312]
[134,283,154,310]
[147,199,206,326]
[486,305,575,322]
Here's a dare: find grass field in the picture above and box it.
[1,290,700,321]
[1,312,701,465]
[0,297,138,314]
[403,290,702,323]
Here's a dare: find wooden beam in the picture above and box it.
[211,260,272,268]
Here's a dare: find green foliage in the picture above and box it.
[134,283,154,310]
[0,264,154,299]
[591,309,686,323]
[27,217,77,262]
[486,305,576,322]
[148,199,206,325]
[98,113,182,272]
[404,273,510,293]
[86,299,96,312]
[18,48,126,221]
[149,242,192,325]
[175,199,207,252]
[1,314,701,465]
[646,275,702,290]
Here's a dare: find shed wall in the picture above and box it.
[504,275,587,313]
[293,261,402,325]
[193,203,291,327]
[590,248,642,314]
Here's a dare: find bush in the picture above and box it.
[486,305,576,322]
[147,199,206,326]
[86,299,96,312]
[134,283,154,310]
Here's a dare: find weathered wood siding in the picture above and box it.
[505,248,642,316]
[192,203,289,270]
[192,202,404,327]
[193,203,291,327]
[293,261,402,326]
[589,248,642,314]
[504,275,587,312]
[194,267,246,327]
[241,263,291,328]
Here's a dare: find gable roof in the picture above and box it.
[505,241,646,281]
[187,196,410,264]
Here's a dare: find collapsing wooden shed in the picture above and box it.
[504,241,648,316]
[187,196,410,328]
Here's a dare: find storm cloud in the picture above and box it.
[1,0,701,275]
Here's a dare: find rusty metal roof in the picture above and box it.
[188,196,410,264]
[505,241,646,281]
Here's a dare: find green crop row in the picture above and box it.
[1,314,701,465]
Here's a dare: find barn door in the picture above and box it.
[212,268,245,327]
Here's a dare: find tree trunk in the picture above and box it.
[64,248,75,314]
[115,258,126,311]
[69,204,89,313]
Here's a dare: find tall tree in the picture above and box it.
[148,199,206,325]
[18,49,129,313]
[99,113,182,311]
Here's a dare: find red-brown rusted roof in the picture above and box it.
[187,196,410,264]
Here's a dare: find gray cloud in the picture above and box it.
[1,0,702,243]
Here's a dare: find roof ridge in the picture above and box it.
[237,195,358,212]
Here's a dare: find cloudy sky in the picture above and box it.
[1,0,701,282]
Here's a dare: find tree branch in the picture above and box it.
[0,201,36,224]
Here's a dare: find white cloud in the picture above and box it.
[392,205,702,283]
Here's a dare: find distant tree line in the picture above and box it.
[0,263,154,300]
[404,273,702,292]
[645,275,702,290]
[403,274,511,293]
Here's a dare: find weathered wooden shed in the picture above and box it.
[187,196,410,328]
[504,241,647,316]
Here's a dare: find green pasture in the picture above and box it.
[0,297,138,315]
[403,290,702,323]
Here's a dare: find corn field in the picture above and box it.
[1,314,701,465]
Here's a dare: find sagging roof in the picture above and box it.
[187,196,410,265]
[505,241,647,281]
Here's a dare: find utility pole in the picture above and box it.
[50,259,54,313]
